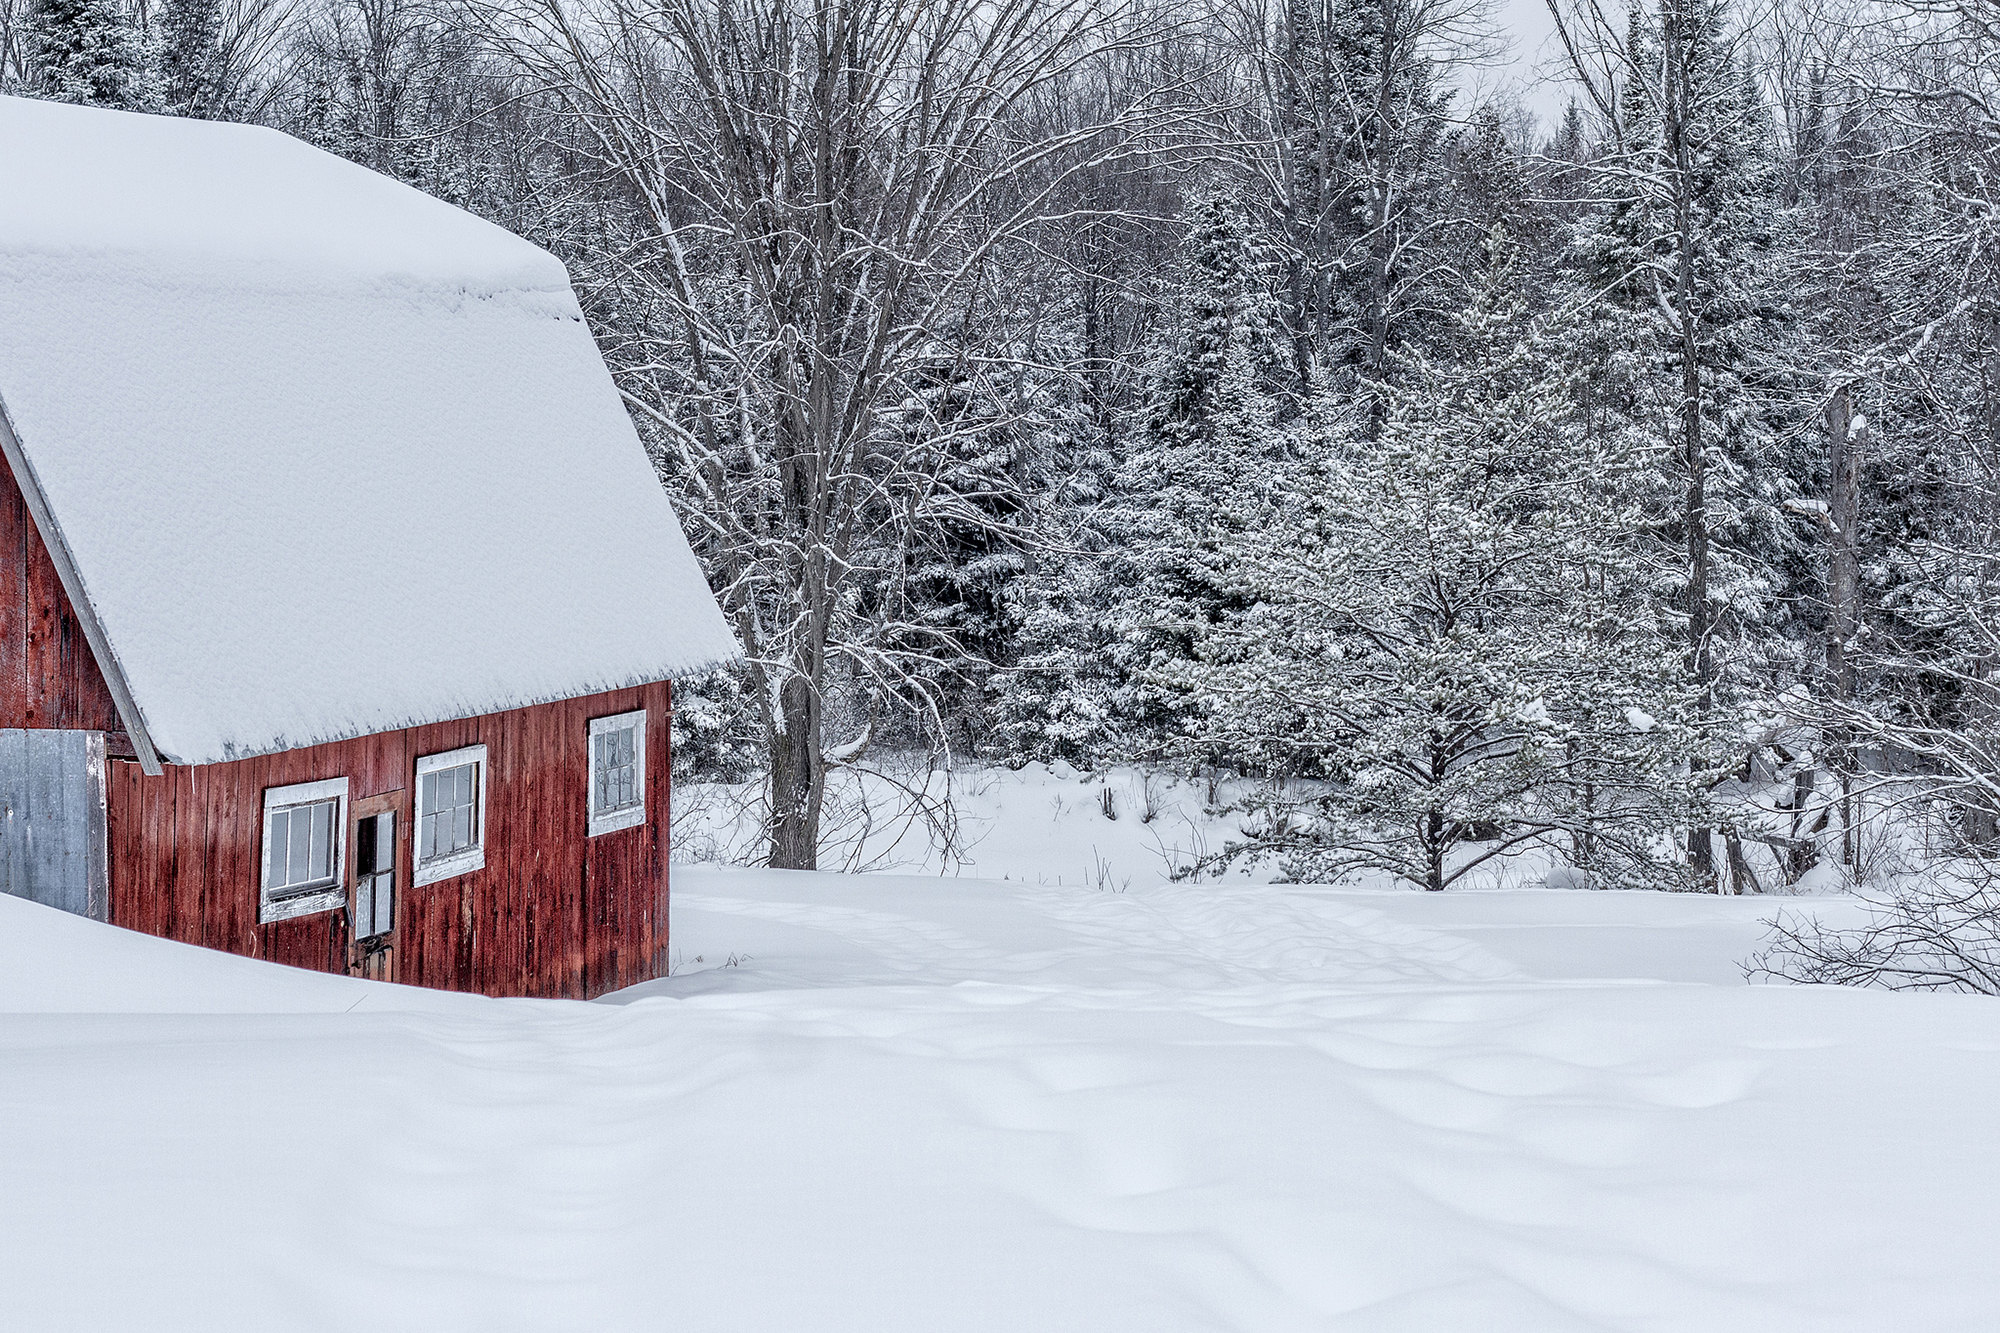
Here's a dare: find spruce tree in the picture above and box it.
[157,0,224,115]
[1102,190,1289,761]
[1279,0,1455,404]
[22,0,154,109]
[1571,0,1806,881]
[1195,229,1693,890]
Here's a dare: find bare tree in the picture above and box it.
[470,0,1190,866]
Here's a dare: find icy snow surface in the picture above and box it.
[5,865,1997,1332]
[0,97,736,764]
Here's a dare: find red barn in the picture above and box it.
[0,98,737,998]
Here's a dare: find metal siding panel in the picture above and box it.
[0,729,26,894]
[84,731,107,920]
[28,730,68,911]
[0,728,107,916]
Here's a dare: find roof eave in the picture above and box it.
[0,390,166,776]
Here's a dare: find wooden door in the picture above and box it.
[348,790,403,982]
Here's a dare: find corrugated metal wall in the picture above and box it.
[0,728,109,919]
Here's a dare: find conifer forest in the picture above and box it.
[13,0,2000,980]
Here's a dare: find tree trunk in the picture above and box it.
[1668,16,1717,887]
[1786,762,1819,881]
[1423,808,1445,891]
[1825,383,1862,865]
[767,671,822,870]
[1724,827,1760,895]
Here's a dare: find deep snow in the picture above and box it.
[7,858,1998,1332]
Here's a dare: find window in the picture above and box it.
[414,744,487,885]
[352,811,395,939]
[259,777,349,924]
[587,709,647,836]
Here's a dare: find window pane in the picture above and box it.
[421,811,437,860]
[287,808,312,885]
[266,811,289,887]
[452,805,471,852]
[422,771,437,813]
[314,802,335,879]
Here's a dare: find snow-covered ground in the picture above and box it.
[673,759,1848,897]
[674,760,1287,886]
[7,858,2000,1332]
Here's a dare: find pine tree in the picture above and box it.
[1101,190,1289,761]
[1277,0,1455,407]
[1195,229,1693,890]
[157,0,223,115]
[21,0,154,109]
[1571,0,1807,882]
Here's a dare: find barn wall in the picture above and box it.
[0,449,125,734]
[105,683,674,999]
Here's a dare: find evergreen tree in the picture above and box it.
[20,0,153,108]
[1277,0,1455,407]
[1571,0,1807,880]
[157,0,223,115]
[1101,190,1289,761]
[1195,230,1693,890]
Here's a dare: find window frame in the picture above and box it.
[586,709,648,837]
[413,743,488,886]
[258,776,350,924]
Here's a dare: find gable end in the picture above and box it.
[0,398,162,772]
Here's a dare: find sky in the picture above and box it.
[1476,0,1576,132]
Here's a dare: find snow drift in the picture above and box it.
[3,866,1993,1332]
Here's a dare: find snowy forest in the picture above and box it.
[11,0,2000,932]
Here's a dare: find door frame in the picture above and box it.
[347,788,406,981]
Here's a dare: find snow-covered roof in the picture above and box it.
[0,97,738,770]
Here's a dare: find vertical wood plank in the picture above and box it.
[22,511,122,732]
[0,452,29,726]
[92,685,675,998]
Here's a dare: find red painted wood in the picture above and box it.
[6,449,673,998]
[1,450,27,722]
[104,683,674,999]
[0,448,124,732]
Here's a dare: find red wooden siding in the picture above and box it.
[104,684,674,999]
[0,448,125,732]
[8,439,675,999]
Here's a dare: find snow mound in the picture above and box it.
[2,865,1989,1333]
[0,892,464,1014]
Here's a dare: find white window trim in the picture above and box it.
[413,743,488,886]
[259,776,349,924]
[587,709,648,837]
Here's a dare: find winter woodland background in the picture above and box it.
[13,0,2000,985]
